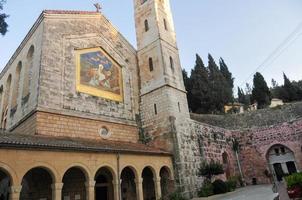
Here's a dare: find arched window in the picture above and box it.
[1,75,12,129]
[169,56,174,71]
[144,19,149,32]
[23,45,34,103]
[164,19,168,30]
[11,62,22,112]
[149,57,154,71]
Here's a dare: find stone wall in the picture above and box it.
[173,118,236,198]
[38,12,139,125]
[0,14,44,131]
[191,102,302,130]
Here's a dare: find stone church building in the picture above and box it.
[0,0,301,199]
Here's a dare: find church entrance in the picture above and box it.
[267,144,298,182]
[95,167,114,200]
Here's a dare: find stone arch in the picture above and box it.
[160,166,174,200]
[62,163,92,182]
[266,144,298,182]
[0,162,17,186]
[11,61,22,111]
[120,166,138,200]
[62,167,88,200]
[20,167,55,200]
[94,166,116,200]
[142,166,156,200]
[23,45,34,100]
[1,75,12,129]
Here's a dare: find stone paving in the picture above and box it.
[193,185,279,200]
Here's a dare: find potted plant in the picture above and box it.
[285,172,302,199]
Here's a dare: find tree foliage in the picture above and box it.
[183,54,234,114]
[251,72,271,108]
[198,160,224,182]
[0,0,8,36]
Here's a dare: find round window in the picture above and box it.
[99,127,111,139]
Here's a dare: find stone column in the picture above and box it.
[52,182,63,200]
[154,176,162,200]
[113,179,120,200]
[135,178,144,200]
[85,180,95,200]
[9,185,22,200]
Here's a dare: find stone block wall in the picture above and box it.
[0,16,44,131]
[237,119,302,185]
[38,12,139,124]
[173,118,236,198]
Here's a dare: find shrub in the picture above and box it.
[285,172,302,189]
[198,160,224,182]
[212,179,228,194]
[226,177,237,192]
[198,182,214,197]
[168,192,188,200]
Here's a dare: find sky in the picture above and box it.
[0,0,302,91]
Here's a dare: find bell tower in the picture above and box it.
[134,0,189,150]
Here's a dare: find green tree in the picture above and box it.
[190,54,210,113]
[0,0,8,36]
[282,73,298,102]
[237,87,245,104]
[198,160,224,182]
[182,69,194,112]
[251,72,271,108]
[208,54,230,113]
[219,58,234,103]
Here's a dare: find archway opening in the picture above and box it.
[0,169,10,200]
[62,167,87,200]
[20,167,53,200]
[95,167,114,200]
[160,167,174,200]
[121,167,137,200]
[222,152,230,179]
[142,167,155,200]
[267,144,297,182]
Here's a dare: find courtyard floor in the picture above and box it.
[193,185,281,200]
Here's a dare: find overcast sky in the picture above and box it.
[0,0,302,90]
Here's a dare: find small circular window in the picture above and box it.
[99,127,111,139]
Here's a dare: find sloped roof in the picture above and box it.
[43,10,99,15]
[0,133,170,156]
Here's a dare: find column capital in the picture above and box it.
[51,182,64,190]
[9,185,22,193]
[85,180,96,188]
[135,177,143,184]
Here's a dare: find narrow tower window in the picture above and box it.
[154,104,157,115]
[164,19,168,30]
[149,57,154,71]
[178,102,181,112]
[169,56,174,71]
[144,19,149,32]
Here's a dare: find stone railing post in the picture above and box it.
[9,185,22,200]
[85,180,95,200]
[51,182,63,200]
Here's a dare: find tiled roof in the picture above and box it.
[0,134,170,156]
[43,10,100,15]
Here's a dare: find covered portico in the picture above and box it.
[0,134,175,200]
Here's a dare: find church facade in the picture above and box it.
[0,0,302,199]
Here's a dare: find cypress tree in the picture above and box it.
[251,72,271,109]
[219,58,234,103]
[208,54,229,113]
[0,0,8,35]
[190,54,209,113]
[282,73,298,102]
